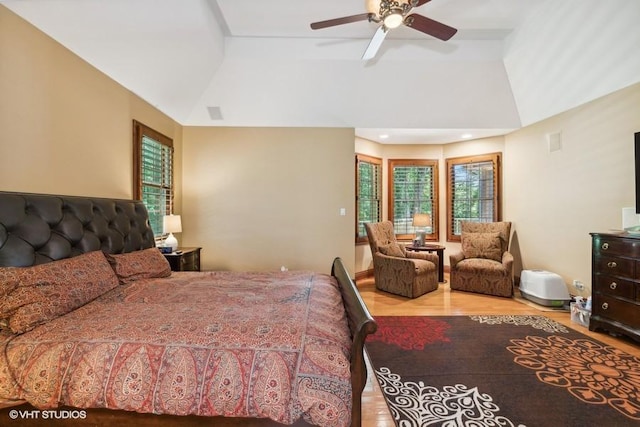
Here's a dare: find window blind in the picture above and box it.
[133,120,174,237]
[356,154,382,242]
[141,137,173,236]
[446,153,500,241]
[388,159,439,240]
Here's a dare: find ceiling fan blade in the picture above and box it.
[362,26,388,60]
[310,13,373,30]
[405,13,457,41]
[413,0,432,6]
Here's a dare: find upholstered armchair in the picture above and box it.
[364,221,439,298]
[449,221,514,297]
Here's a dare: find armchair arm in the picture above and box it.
[502,251,514,272]
[405,251,438,265]
[413,259,435,275]
[449,251,465,268]
[373,253,421,277]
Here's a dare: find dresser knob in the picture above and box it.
[601,242,609,250]
[602,303,609,310]
[607,261,617,268]
[610,282,617,290]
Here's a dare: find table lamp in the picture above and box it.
[163,214,182,252]
[412,213,431,246]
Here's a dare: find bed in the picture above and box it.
[0,191,377,427]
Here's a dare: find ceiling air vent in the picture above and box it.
[207,106,223,121]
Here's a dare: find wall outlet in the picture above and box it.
[572,280,584,291]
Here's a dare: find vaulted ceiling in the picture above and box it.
[3,0,639,143]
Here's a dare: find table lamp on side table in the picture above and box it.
[412,213,431,246]
[163,214,182,252]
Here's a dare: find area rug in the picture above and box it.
[366,315,640,426]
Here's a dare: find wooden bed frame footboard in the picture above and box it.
[331,257,378,427]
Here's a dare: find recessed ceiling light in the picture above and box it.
[461,133,473,139]
[379,134,389,139]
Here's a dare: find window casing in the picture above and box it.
[133,120,174,237]
[388,159,439,241]
[356,154,382,244]
[446,153,501,242]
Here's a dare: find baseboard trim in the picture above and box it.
[355,269,374,281]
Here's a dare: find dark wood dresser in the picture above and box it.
[590,232,640,342]
[163,247,201,271]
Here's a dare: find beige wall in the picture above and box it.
[0,6,182,203]
[504,82,640,297]
[181,127,356,274]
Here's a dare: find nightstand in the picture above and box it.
[163,247,201,271]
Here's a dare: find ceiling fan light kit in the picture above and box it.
[383,12,404,29]
[310,0,457,60]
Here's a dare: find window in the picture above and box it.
[356,154,382,243]
[388,159,439,241]
[133,120,174,237]
[446,153,501,241]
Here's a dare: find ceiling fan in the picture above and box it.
[310,0,457,60]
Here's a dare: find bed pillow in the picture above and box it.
[106,247,171,284]
[0,250,119,334]
[461,232,503,262]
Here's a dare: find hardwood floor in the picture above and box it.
[356,276,640,427]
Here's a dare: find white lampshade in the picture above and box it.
[163,215,182,234]
[412,213,431,228]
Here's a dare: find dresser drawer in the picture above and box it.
[593,235,640,257]
[593,275,636,300]
[594,255,635,278]
[594,294,640,329]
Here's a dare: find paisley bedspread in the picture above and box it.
[0,271,353,427]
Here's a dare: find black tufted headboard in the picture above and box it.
[0,191,155,267]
